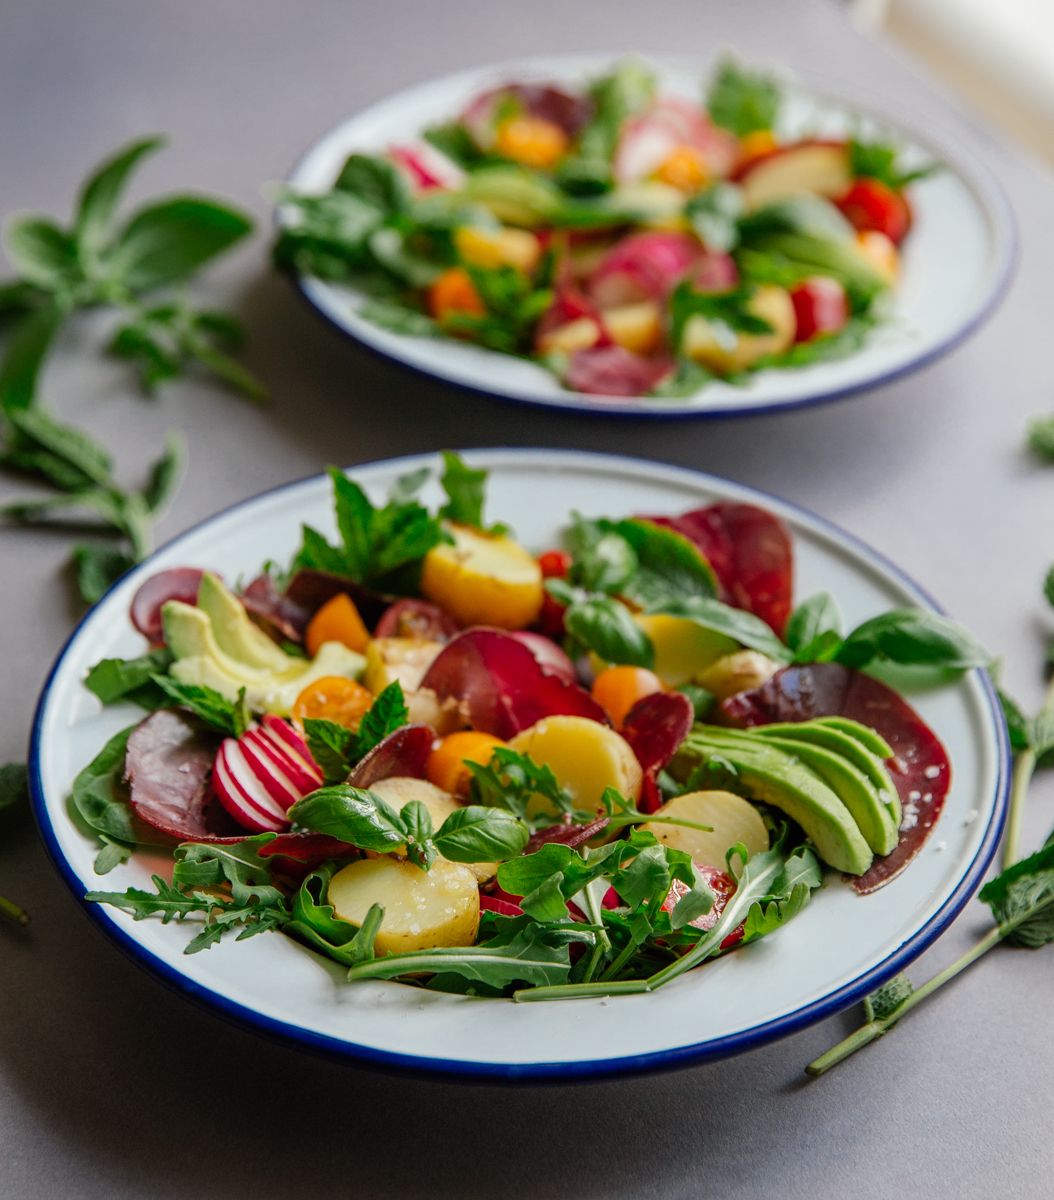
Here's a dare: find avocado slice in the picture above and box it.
[812,717,893,758]
[196,573,297,673]
[739,733,898,856]
[673,731,873,875]
[162,601,274,685]
[751,722,901,829]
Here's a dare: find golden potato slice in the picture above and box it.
[508,715,642,820]
[634,614,739,687]
[694,650,781,701]
[363,637,443,695]
[367,777,497,882]
[328,857,480,955]
[421,523,543,630]
[642,789,769,870]
[602,301,663,355]
[682,285,796,374]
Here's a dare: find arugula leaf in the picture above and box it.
[83,647,173,707]
[612,843,670,910]
[742,881,813,944]
[836,609,992,672]
[149,675,236,735]
[93,834,133,875]
[468,746,586,827]
[863,972,915,1022]
[496,844,575,897]
[173,834,284,907]
[707,58,781,137]
[86,874,209,923]
[649,595,794,663]
[0,763,29,813]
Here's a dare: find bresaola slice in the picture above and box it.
[241,569,394,644]
[640,503,793,636]
[347,724,435,788]
[239,574,312,643]
[125,709,240,841]
[375,599,460,642]
[524,816,610,856]
[721,662,952,893]
[620,691,694,813]
[508,631,577,685]
[420,628,610,739]
[565,345,674,398]
[130,568,207,644]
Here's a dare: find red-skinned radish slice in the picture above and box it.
[347,724,435,788]
[791,276,848,341]
[721,662,952,894]
[663,863,743,946]
[614,99,740,184]
[125,709,242,841]
[213,738,292,833]
[420,628,610,740]
[508,631,577,685]
[693,251,739,292]
[589,231,700,309]
[565,345,674,397]
[388,142,465,192]
[620,691,694,814]
[130,568,207,643]
[640,503,793,636]
[260,715,324,790]
[375,598,461,642]
[480,893,524,917]
[212,717,324,834]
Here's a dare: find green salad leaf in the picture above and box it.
[707,57,781,137]
[83,647,173,707]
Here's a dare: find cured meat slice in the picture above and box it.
[621,691,695,813]
[130,568,206,644]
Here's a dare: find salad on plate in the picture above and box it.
[78,454,988,1001]
[276,58,933,400]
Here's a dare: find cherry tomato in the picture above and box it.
[790,276,849,342]
[292,676,374,731]
[536,549,571,637]
[426,731,506,797]
[837,178,911,245]
[591,665,665,729]
[538,549,571,578]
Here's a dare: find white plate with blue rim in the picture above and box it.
[282,53,1016,418]
[29,450,1009,1079]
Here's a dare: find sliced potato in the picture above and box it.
[363,637,443,696]
[421,523,543,630]
[682,285,796,374]
[328,857,480,955]
[508,715,642,820]
[635,614,739,687]
[694,650,781,701]
[602,301,663,355]
[367,776,497,882]
[642,789,769,870]
[404,686,469,736]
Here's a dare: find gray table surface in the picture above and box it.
[2,1,1052,1195]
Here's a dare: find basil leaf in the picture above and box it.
[792,629,844,664]
[649,595,793,663]
[565,595,655,669]
[288,785,407,852]
[433,806,529,864]
[75,135,165,257]
[108,197,252,292]
[614,518,719,608]
[401,799,435,845]
[83,647,173,706]
[149,675,236,735]
[785,592,842,654]
[836,610,991,672]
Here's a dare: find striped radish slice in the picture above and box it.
[240,730,305,811]
[262,716,324,788]
[246,725,317,793]
[212,738,290,832]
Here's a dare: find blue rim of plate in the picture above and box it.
[282,56,1018,420]
[27,450,1012,1081]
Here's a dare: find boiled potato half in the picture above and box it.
[368,776,497,881]
[508,715,642,820]
[642,790,769,871]
[421,523,543,629]
[694,650,781,701]
[363,637,443,695]
[328,857,480,955]
[635,614,739,688]
[682,285,796,374]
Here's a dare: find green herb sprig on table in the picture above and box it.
[0,763,31,925]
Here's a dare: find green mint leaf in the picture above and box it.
[334,154,410,214]
[998,689,1031,752]
[564,595,655,669]
[785,592,843,653]
[3,216,81,291]
[707,57,781,137]
[84,647,174,705]
[287,785,408,852]
[185,339,267,402]
[1027,413,1054,461]
[302,717,355,785]
[109,321,182,391]
[173,834,284,907]
[439,450,488,528]
[836,609,991,672]
[0,301,66,414]
[75,135,166,258]
[863,972,915,1022]
[0,763,29,813]
[71,542,136,605]
[355,681,409,758]
[292,523,348,576]
[848,139,937,191]
[433,806,530,864]
[649,595,794,663]
[149,674,236,735]
[107,197,252,293]
[7,406,113,486]
[980,841,1054,947]
[139,431,186,516]
[232,687,252,739]
[70,725,137,843]
[565,515,638,593]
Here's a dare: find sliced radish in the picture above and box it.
[261,715,324,787]
[251,724,321,793]
[240,730,306,810]
[388,142,465,192]
[212,739,290,833]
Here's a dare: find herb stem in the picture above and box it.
[1004,671,1054,869]
[805,924,1005,1076]
[0,891,30,927]
[513,979,650,1002]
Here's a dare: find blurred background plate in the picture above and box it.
[29,450,1010,1079]
[284,54,1017,417]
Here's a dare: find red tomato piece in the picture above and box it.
[790,276,849,342]
[837,178,911,245]
[537,549,571,578]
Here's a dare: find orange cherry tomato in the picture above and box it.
[494,115,568,169]
[739,129,778,163]
[428,267,486,322]
[654,145,708,192]
[292,676,375,731]
[305,593,370,657]
[426,731,506,797]
[591,665,665,729]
